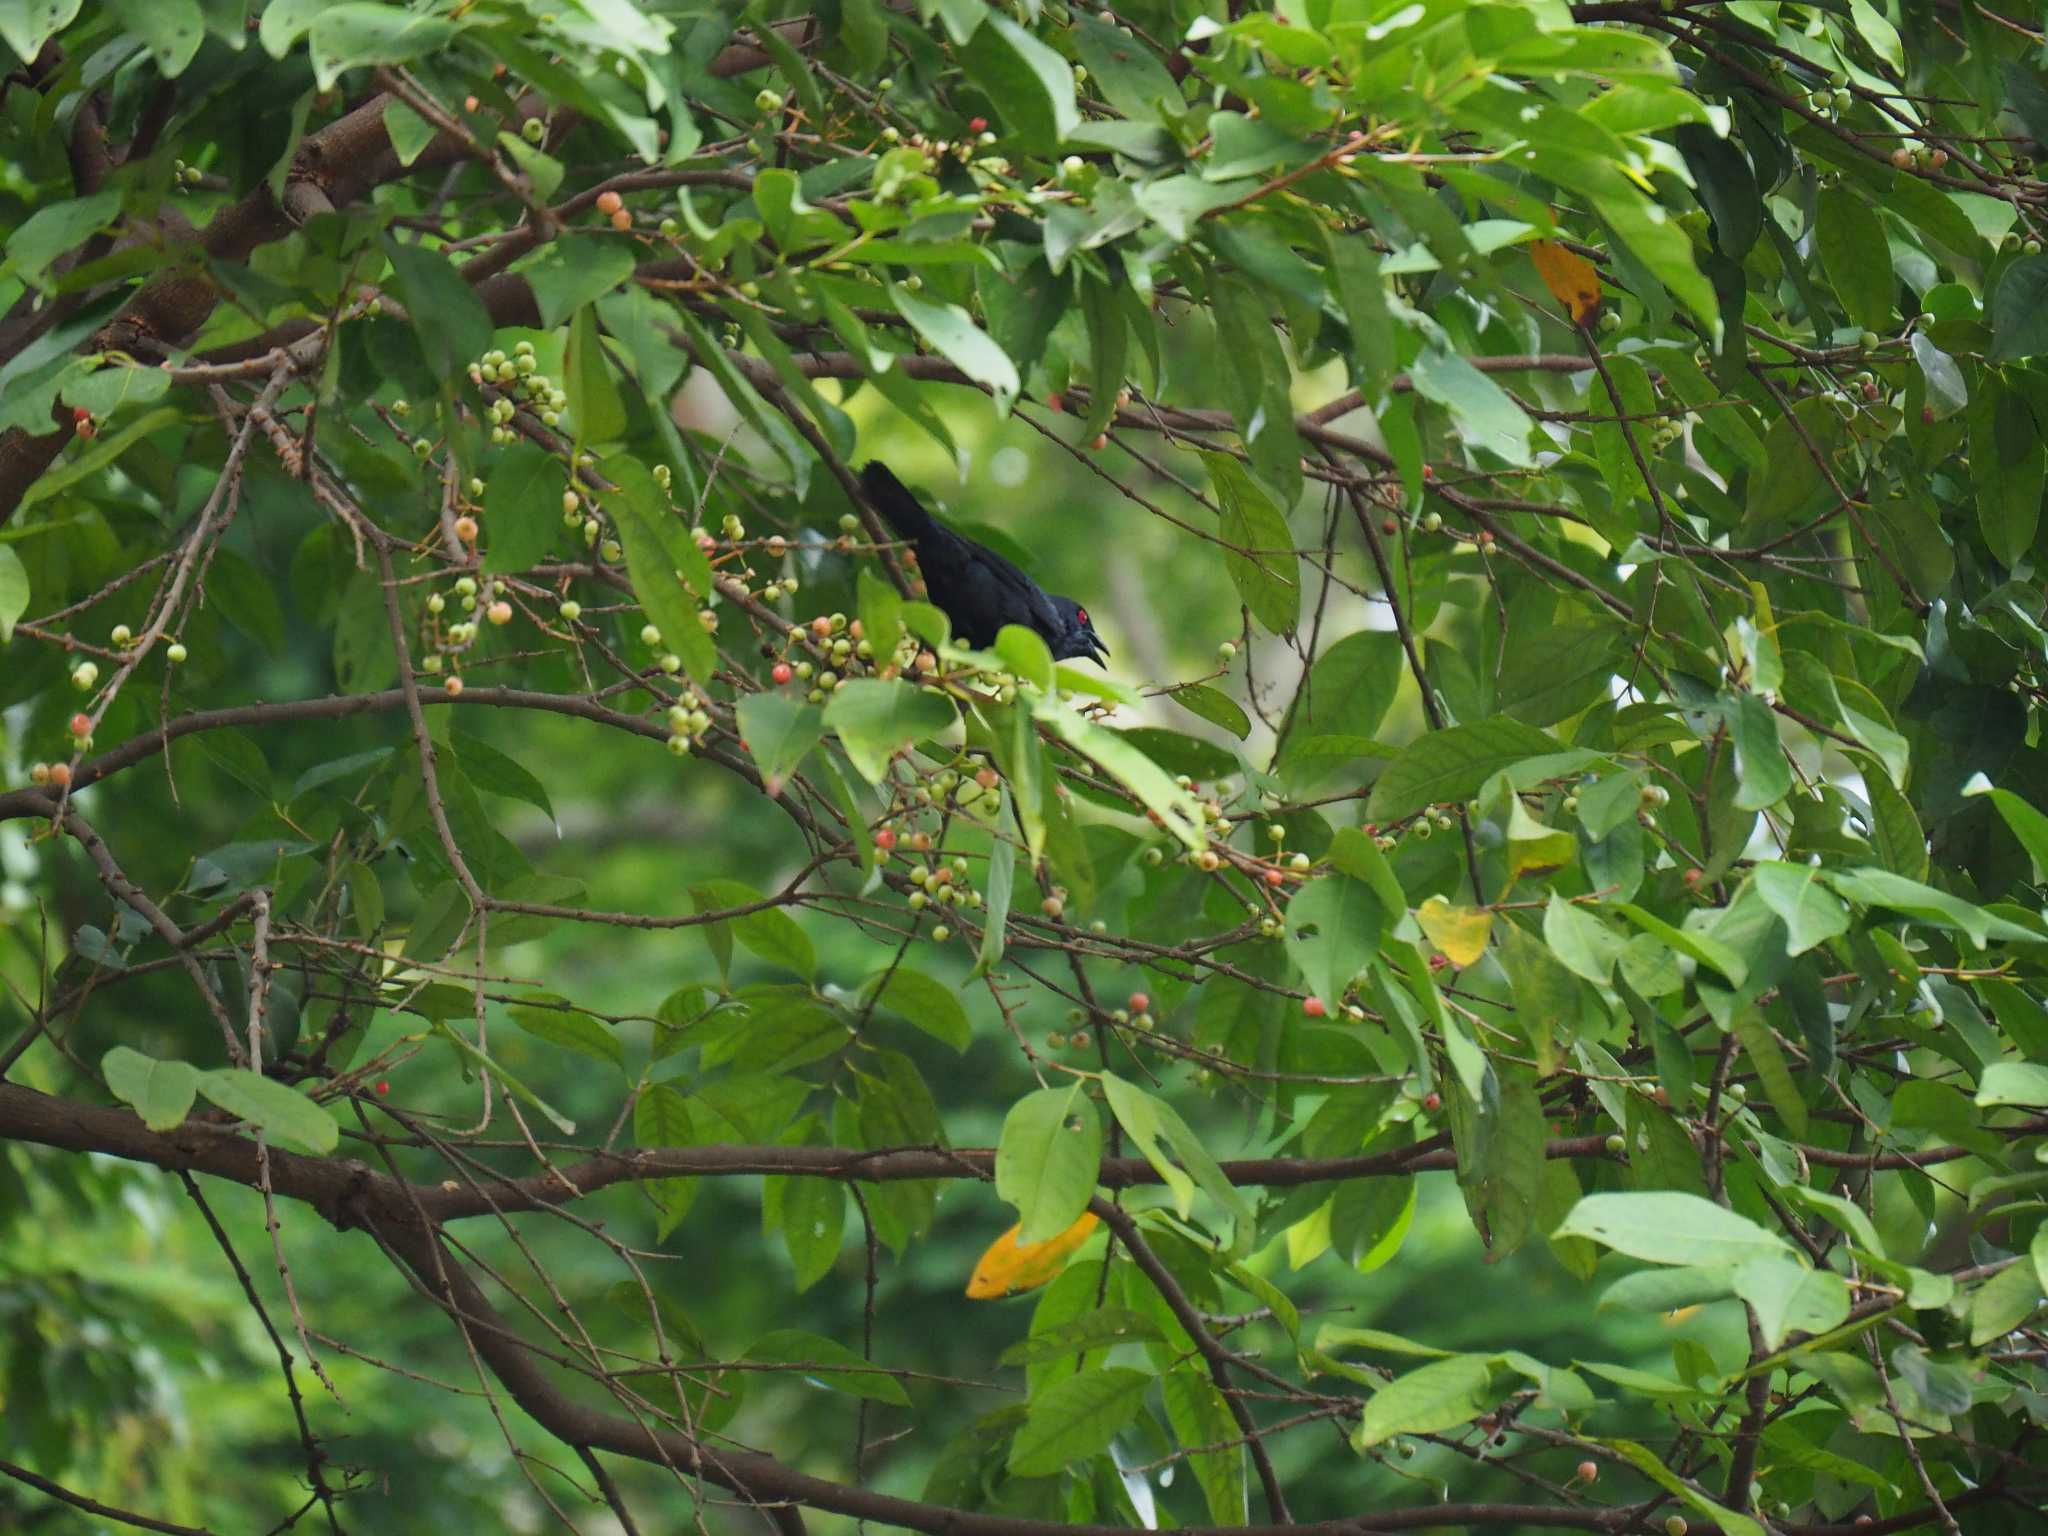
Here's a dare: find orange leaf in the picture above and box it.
[965,1212,1100,1299]
[1528,239,1602,325]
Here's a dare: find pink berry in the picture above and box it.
[1303,997,1326,1018]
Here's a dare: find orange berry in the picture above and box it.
[1303,997,1326,1018]
[609,207,632,231]
[453,514,478,542]
[595,190,623,215]
[1127,992,1149,1013]
[47,763,72,789]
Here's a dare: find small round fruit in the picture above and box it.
[610,207,632,231]
[1041,896,1065,919]
[1891,146,1913,169]
[595,190,623,215]
[1577,1461,1598,1483]
[1302,997,1327,1018]
[522,116,545,144]
[875,828,897,851]
[771,662,794,684]
[641,623,662,646]
[29,762,49,785]
[930,923,951,942]
[1217,640,1237,660]
[166,642,187,664]
[1070,1029,1090,1049]
[70,662,98,690]
[444,675,464,695]
[47,762,71,789]
[754,87,782,114]
[1604,1134,1626,1154]
[109,624,132,647]
[1422,1092,1442,1111]
[487,601,513,625]
[454,515,479,543]
[1127,991,1150,1014]
[558,601,581,622]
[1664,1518,1688,1536]
[69,712,91,737]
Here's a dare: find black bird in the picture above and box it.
[859,462,1108,665]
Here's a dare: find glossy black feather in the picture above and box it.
[859,462,1108,665]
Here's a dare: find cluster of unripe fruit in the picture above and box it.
[455,338,569,437]
[770,610,909,703]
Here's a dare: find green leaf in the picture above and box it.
[736,694,822,797]
[958,12,1079,151]
[1173,685,1251,740]
[857,568,904,678]
[1731,1008,1808,1136]
[102,1046,199,1132]
[332,569,398,695]
[1284,875,1382,1009]
[382,236,490,382]
[889,284,1019,412]
[565,304,626,444]
[382,98,435,167]
[108,0,204,74]
[450,730,553,820]
[1033,694,1207,849]
[744,1328,909,1405]
[1976,1060,2048,1108]
[1966,778,2048,884]
[1356,1354,1502,1447]
[611,465,715,686]
[824,678,957,784]
[307,4,457,90]
[1599,1439,1766,1536]
[509,1003,623,1068]
[1008,1366,1151,1475]
[1099,1072,1194,1217]
[1163,1368,1247,1524]
[1753,862,1850,956]
[1729,693,1791,811]
[1814,187,1893,332]
[974,819,1014,978]
[5,191,121,294]
[864,965,970,1051]
[1552,1192,1790,1267]
[996,1084,1102,1243]
[1409,346,1534,466]
[1990,254,2048,361]
[0,0,82,62]
[772,1173,845,1294]
[1202,450,1299,634]
[482,442,565,577]
[195,1069,340,1155]
[1366,717,1560,822]
[690,879,814,980]
[524,238,636,329]
[1969,1260,2041,1345]
[0,545,28,643]
[1733,1256,1849,1350]
[1827,868,2039,947]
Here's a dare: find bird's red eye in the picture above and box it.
[1076,608,1089,627]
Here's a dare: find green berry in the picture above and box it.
[166,642,188,664]
[641,623,662,646]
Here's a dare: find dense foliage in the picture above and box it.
[3,0,2047,1532]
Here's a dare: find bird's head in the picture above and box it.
[1048,597,1109,666]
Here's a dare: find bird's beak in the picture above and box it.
[1085,635,1109,666]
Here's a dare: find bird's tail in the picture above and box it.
[859,461,937,540]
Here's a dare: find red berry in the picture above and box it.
[72,406,91,422]
[772,662,794,684]
[1577,1461,1598,1483]
[1127,992,1149,1013]
[68,713,90,737]
[375,1079,390,1095]
[596,190,623,215]
[1423,1091,1442,1111]
[1265,868,1283,885]
[874,828,897,851]
[1045,391,1065,413]
[968,117,988,133]
[1302,997,1327,1018]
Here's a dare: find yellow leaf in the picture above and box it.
[1527,239,1602,325]
[1415,896,1493,967]
[965,1211,1100,1299]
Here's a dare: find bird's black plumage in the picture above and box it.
[860,462,1108,665]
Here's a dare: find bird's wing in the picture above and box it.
[860,462,938,540]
